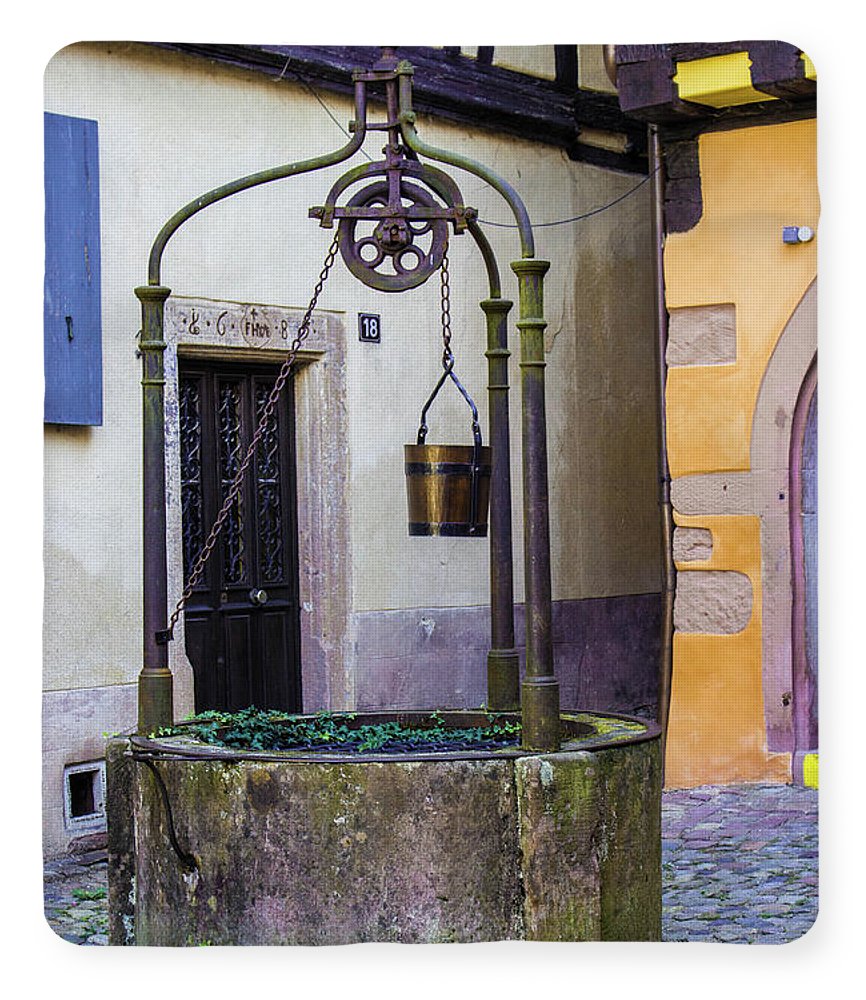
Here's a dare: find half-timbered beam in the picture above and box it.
[154,43,649,172]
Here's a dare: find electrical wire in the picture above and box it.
[477,166,660,229]
[285,58,657,225]
[277,57,375,162]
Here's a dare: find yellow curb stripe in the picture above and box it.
[803,753,819,788]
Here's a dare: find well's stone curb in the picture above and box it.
[44,781,818,945]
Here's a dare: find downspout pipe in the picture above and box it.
[604,49,675,771]
[649,124,676,776]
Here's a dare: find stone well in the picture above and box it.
[107,710,661,945]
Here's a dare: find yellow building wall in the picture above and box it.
[666,119,817,478]
[667,514,789,786]
[664,119,818,786]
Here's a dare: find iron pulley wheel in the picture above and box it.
[337,180,449,292]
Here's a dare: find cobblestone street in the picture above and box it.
[662,782,818,943]
[43,848,110,946]
[43,782,818,945]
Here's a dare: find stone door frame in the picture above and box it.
[789,357,818,775]
[163,295,352,718]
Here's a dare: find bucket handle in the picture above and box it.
[416,358,483,452]
[415,358,485,533]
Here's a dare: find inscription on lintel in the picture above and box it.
[167,298,326,350]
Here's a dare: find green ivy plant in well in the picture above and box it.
[157,707,521,754]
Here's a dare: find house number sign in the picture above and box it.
[358,313,381,343]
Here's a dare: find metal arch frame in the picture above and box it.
[136,49,559,751]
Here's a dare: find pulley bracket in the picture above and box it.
[309,138,476,291]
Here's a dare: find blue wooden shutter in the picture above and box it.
[44,112,102,425]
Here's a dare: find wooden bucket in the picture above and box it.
[404,443,492,536]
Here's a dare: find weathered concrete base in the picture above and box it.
[516,743,662,941]
[108,718,660,945]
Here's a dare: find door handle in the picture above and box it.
[249,588,269,606]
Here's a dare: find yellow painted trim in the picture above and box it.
[803,753,819,788]
[664,120,818,477]
[674,52,777,108]
[801,52,817,81]
[665,514,789,787]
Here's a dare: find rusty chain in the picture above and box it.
[439,249,453,370]
[162,235,340,643]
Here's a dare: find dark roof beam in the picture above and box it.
[154,43,649,173]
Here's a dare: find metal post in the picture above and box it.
[482,297,519,710]
[134,80,370,735]
[511,259,559,750]
[396,62,555,735]
[135,284,173,733]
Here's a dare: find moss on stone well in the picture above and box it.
[108,712,661,945]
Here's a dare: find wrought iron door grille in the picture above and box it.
[179,378,204,582]
[217,379,246,584]
[255,380,285,583]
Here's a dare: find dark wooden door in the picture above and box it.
[178,360,301,713]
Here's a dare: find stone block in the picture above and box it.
[673,526,713,562]
[515,752,601,940]
[133,757,523,945]
[515,743,662,941]
[106,739,136,946]
[667,303,736,367]
[674,570,753,634]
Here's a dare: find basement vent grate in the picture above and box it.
[63,761,107,832]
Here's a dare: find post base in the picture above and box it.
[487,649,520,711]
[521,676,560,751]
[138,670,174,734]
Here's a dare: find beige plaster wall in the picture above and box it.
[44,41,659,649]
[44,42,362,697]
[458,46,617,94]
[43,41,659,685]
[490,46,557,80]
[349,109,661,610]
